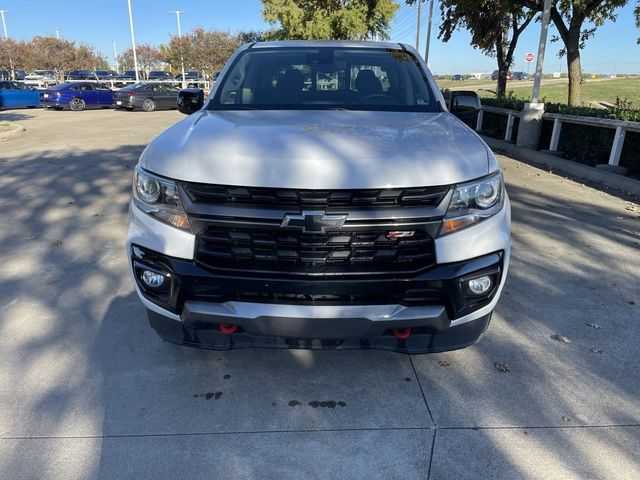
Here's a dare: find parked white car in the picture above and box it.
[24,70,56,87]
[127,41,511,354]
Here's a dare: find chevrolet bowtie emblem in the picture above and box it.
[281,211,348,233]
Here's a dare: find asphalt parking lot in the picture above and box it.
[0,108,639,479]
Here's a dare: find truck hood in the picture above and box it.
[140,110,495,189]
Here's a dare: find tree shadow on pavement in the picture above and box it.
[0,144,638,479]
[413,178,640,478]
[0,110,40,122]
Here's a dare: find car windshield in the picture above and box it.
[209,47,438,112]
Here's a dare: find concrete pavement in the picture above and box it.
[0,108,638,479]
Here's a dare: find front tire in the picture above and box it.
[69,97,85,111]
[142,98,156,112]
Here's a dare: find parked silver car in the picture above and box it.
[127,41,511,354]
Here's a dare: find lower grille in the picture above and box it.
[195,226,436,276]
[189,285,444,306]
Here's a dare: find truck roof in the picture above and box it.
[249,40,405,50]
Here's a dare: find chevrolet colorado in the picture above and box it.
[127,41,511,353]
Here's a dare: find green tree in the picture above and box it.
[425,0,535,97]
[261,0,399,40]
[633,0,640,43]
[237,30,267,43]
[524,0,629,105]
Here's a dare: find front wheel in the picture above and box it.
[142,98,156,112]
[69,97,85,111]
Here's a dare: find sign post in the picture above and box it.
[525,52,534,77]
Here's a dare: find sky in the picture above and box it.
[1,0,639,74]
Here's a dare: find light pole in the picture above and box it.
[415,1,421,51]
[127,0,140,82]
[530,0,552,103]
[113,40,119,73]
[0,10,8,38]
[0,10,14,80]
[516,0,552,149]
[170,10,186,86]
[424,0,434,66]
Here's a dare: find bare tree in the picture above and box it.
[118,44,164,78]
[162,28,242,77]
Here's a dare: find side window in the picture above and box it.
[94,83,111,91]
[316,71,339,91]
[219,55,247,104]
[76,84,93,91]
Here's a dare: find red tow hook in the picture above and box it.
[392,327,412,339]
[219,323,238,335]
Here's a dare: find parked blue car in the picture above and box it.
[0,81,41,110]
[41,82,114,111]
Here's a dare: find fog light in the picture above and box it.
[468,276,492,295]
[141,270,165,288]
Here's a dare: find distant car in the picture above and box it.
[148,71,174,81]
[115,71,140,80]
[95,70,118,80]
[175,71,206,85]
[512,71,529,81]
[41,82,114,111]
[451,74,465,81]
[66,70,97,81]
[24,70,57,87]
[113,82,180,111]
[0,81,40,109]
[491,70,513,81]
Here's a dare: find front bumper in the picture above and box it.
[127,194,510,353]
[149,308,492,354]
[129,243,505,353]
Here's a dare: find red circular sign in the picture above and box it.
[525,53,535,63]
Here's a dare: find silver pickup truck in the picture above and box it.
[127,40,510,354]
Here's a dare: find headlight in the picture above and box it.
[133,165,191,232]
[439,171,504,236]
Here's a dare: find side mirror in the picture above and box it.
[448,90,481,128]
[177,88,204,115]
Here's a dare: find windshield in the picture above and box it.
[209,47,439,112]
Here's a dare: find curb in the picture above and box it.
[483,136,640,197]
[0,123,26,141]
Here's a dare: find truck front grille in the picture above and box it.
[183,184,449,209]
[195,226,436,276]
